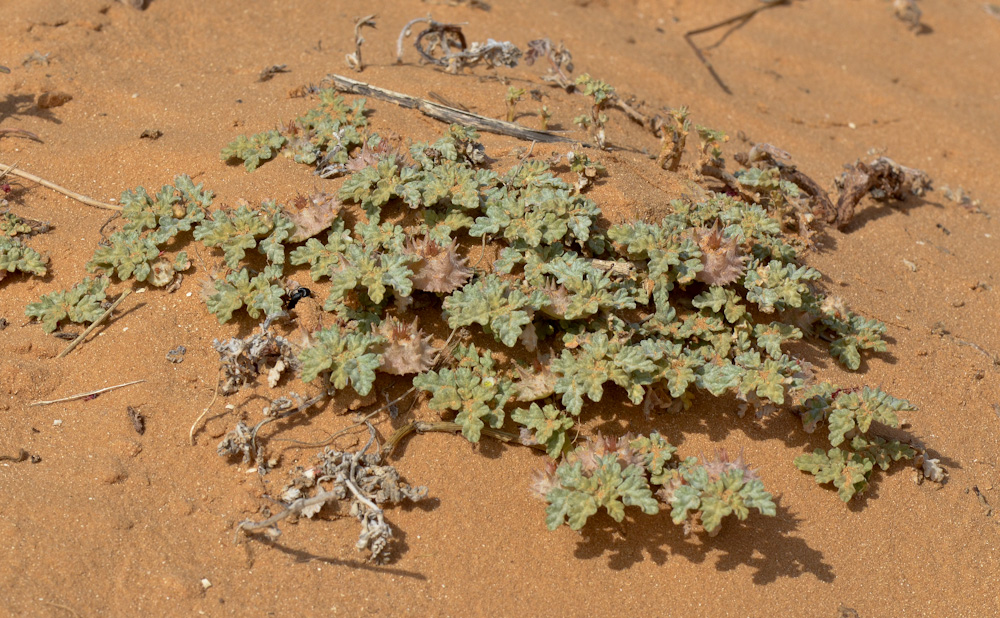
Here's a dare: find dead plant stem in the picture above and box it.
[29,379,145,407]
[0,162,122,211]
[57,290,131,358]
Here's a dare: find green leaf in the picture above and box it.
[298,324,383,396]
[205,267,285,323]
[511,403,574,458]
[0,236,48,279]
[288,220,352,281]
[545,456,657,531]
[25,277,109,333]
[443,275,539,347]
[412,344,513,442]
[551,332,613,415]
[86,231,161,282]
[795,448,874,502]
[826,387,915,445]
[194,201,289,268]
[0,213,34,238]
[754,321,802,359]
[220,130,287,172]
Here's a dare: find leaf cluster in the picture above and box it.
[182,90,925,540]
[413,344,515,442]
[794,386,916,500]
[194,199,293,269]
[25,277,109,333]
[0,235,48,281]
[221,130,287,172]
[541,433,774,534]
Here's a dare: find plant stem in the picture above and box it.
[0,162,122,211]
[57,290,131,358]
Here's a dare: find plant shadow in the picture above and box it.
[573,499,834,584]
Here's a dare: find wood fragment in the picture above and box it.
[0,162,121,211]
[327,74,578,144]
[58,289,131,358]
[833,157,931,229]
[29,380,145,407]
[127,406,146,435]
[345,15,377,73]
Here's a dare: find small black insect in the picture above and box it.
[285,287,313,311]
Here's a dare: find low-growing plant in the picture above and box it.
[0,235,48,282]
[505,86,526,123]
[0,211,49,282]
[573,73,615,148]
[26,85,941,562]
[25,276,109,333]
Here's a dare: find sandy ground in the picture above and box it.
[1,0,998,616]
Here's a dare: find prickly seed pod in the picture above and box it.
[700,448,761,483]
[529,460,559,500]
[346,138,401,172]
[376,316,437,375]
[404,236,472,293]
[694,222,747,286]
[538,278,571,319]
[514,354,556,402]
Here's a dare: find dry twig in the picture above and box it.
[57,289,131,358]
[684,0,790,95]
[346,15,377,72]
[29,380,145,407]
[0,162,121,211]
[381,420,546,458]
[327,74,577,144]
[189,369,222,446]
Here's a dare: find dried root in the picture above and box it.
[397,19,521,73]
[238,424,428,563]
[833,156,931,229]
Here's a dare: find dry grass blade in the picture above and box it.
[29,380,145,407]
[0,162,121,211]
[57,289,131,358]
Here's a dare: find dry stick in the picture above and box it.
[684,0,790,95]
[0,162,121,211]
[346,14,377,72]
[57,290,132,358]
[327,74,579,144]
[396,16,433,63]
[29,379,145,407]
[189,369,222,446]
[0,128,40,140]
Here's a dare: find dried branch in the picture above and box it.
[189,369,221,446]
[29,380,145,407]
[327,74,577,144]
[0,162,121,211]
[57,290,131,358]
[833,157,931,228]
[381,420,546,458]
[684,0,791,95]
[345,14,377,73]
